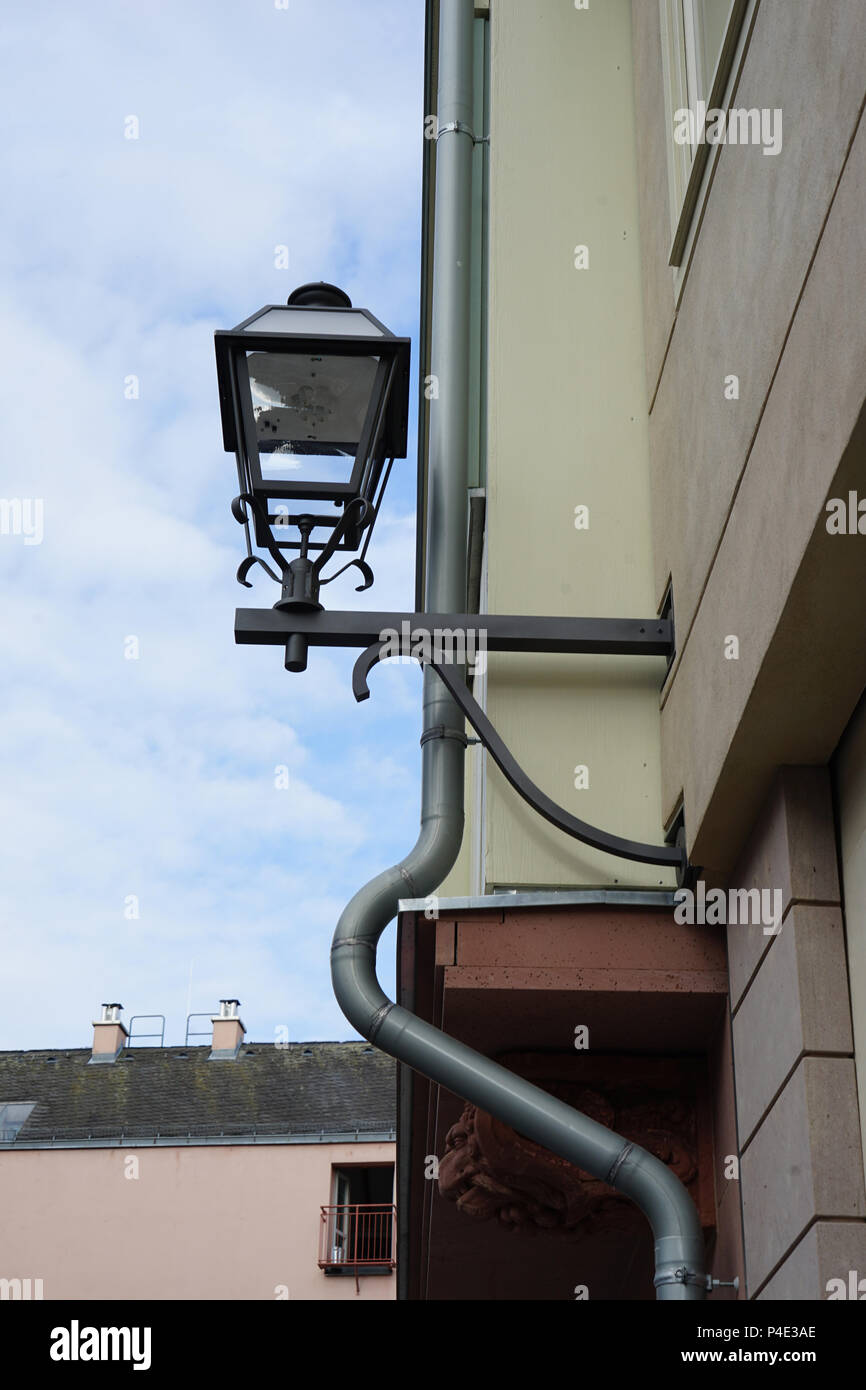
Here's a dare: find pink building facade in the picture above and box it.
[0,1007,396,1301]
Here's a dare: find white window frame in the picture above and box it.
[659,0,751,280]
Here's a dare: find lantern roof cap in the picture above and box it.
[286,281,352,310]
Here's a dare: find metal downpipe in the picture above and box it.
[330,0,705,1301]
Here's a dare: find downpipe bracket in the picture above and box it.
[419,725,469,747]
[654,1269,740,1294]
[436,120,489,144]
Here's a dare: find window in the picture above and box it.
[0,1102,35,1142]
[660,0,748,267]
[684,0,732,113]
[319,1164,395,1274]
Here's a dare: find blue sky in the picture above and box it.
[0,0,426,1048]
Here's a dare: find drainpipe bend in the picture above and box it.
[330,731,706,1301]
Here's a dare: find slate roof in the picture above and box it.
[0,1042,396,1144]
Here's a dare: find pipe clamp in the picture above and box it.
[653,1267,722,1291]
[420,726,469,748]
[436,120,489,144]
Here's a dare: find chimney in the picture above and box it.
[90,1003,128,1064]
[209,999,245,1060]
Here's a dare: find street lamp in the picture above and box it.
[218,280,689,881]
[215,281,411,622]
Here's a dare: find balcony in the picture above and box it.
[319,1203,396,1275]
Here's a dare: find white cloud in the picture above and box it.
[0,0,424,1049]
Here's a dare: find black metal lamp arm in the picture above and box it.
[353,635,689,883]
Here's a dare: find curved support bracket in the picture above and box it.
[319,556,375,593]
[432,657,685,873]
[354,639,689,877]
[232,494,291,581]
[311,498,369,583]
[353,640,392,701]
[236,554,282,588]
[352,559,374,592]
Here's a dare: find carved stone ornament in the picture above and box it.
[438,1057,708,1237]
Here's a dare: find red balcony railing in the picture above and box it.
[319,1204,396,1270]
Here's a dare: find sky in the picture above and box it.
[0,0,427,1049]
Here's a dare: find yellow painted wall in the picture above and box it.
[444,0,670,891]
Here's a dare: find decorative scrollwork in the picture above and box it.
[318,557,375,593]
[232,492,374,598]
[235,554,282,588]
[311,498,369,585]
[231,493,291,582]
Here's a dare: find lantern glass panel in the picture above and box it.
[245,350,379,485]
[247,307,384,337]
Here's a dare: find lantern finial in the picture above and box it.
[286,281,352,310]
